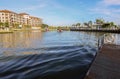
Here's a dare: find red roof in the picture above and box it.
[0,10,16,14]
[19,13,29,15]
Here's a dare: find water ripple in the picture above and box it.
[0,45,97,79]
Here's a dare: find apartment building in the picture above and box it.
[0,10,42,29]
[0,10,18,27]
[30,16,42,27]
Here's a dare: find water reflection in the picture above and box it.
[0,31,119,79]
[0,31,120,57]
[0,31,42,48]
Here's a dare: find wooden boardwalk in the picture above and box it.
[70,28,120,33]
[85,44,120,79]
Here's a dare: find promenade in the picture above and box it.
[85,44,120,79]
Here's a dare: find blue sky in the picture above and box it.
[0,0,120,26]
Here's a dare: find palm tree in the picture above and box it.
[102,22,116,29]
[110,22,114,26]
[72,24,76,27]
[76,23,81,27]
[84,22,88,27]
[96,19,104,24]
[88,21,92,28]
[96,19,104,29]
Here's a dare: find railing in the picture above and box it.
[86,34,106,78]
[98,34,105,50]
[97,34,119,50]
[86,33,119,78]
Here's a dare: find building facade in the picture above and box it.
[0,10,42,29]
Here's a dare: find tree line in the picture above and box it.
[72,19,118,28]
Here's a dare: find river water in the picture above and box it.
[0,31,119,79]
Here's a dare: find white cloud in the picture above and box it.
[102,0,120,6]
[17,0,53,12]
[19,4,47,11]
[89,0,120,24]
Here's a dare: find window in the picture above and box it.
[5,14,8,16]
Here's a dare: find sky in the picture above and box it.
[0,0,120,26]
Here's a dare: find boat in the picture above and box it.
[57,29,63,32]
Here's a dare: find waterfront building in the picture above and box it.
[0,10,18,28]
[0,10,42,30]
[29,16,42,30]
[19,13,31,28]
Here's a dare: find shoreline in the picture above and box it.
[0,30,13,34]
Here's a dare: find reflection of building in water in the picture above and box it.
[0,31,42,48]
[104,34,116,44]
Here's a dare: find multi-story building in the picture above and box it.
[30,16,42,30]
[0,10,17,27]
[30,16,42,27]
[0,10,42,29]
[19,13,30,26]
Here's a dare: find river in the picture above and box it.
[0,31,119,79]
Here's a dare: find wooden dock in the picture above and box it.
[70,28,120,33]
[85,44,120,79]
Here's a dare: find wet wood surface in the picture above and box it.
[85,44,120,79]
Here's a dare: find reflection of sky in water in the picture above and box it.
[0,31,119,57]
[0,31,119,79]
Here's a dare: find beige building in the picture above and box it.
[30,16,42,27]
[0,10,19,27]
[0,10,42,29]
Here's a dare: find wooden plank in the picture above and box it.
[85,44,120,79]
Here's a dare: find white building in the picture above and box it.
[0,10,42,29]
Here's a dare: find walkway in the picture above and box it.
[85,44,120,79]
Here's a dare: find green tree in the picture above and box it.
[102,22,115,28]
[88,21,92,27]
[110,22,114,26]
[84,22,88,26]
[14,24,19,28]
[4,22,9,28]
[76,23,81,27]
[96,19,104,24]
[72,24,76,27]
[102,23,110,28]
[0,22,4,27]
[41,24,49,28]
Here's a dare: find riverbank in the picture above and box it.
[85,44,120,79]
[0,30,13,34]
